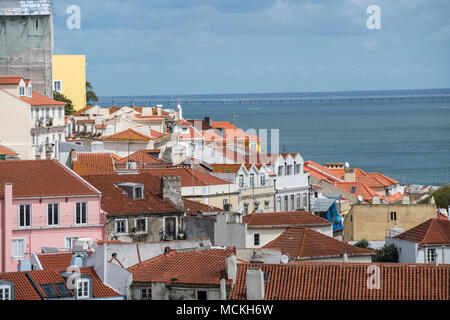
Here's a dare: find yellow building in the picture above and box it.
[52,55,86,111]
[343,203,437,242]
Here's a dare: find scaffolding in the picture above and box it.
[0,0,53,97]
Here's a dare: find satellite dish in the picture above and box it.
[281,254,290,264]
[357,195,363,202]
[345,162,350,168]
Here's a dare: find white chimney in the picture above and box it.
[226,255,237,284]
[246,268,264,300]
[343,250,348,262]
[156,105,163,116]
[177,104,182,120]
[220,278,226,300]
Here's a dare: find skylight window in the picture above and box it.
[54,282,72,298]
[41,284,58,298]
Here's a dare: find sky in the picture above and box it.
[53,0,450,96]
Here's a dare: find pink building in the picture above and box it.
[0,159,105,272]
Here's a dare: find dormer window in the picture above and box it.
[76,278,90,299]
[0,282,13,300]
[134,186,143,199]
[116,183,144,199]
[19,86,25,96]
[27,85,32,97]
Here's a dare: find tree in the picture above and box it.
[86,81,98,105]
[53,91,75,115]
[373,244,398,262]
[418,185,450,209]
[354,239,371,249]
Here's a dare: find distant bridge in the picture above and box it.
[97,94,450,107]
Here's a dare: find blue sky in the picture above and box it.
[53,0,450,96]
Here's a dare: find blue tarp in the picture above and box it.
[326,202,344,231]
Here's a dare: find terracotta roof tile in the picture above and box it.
[263,227,374,259]
[183,198,225,215]
[0,271,42,300]
[116,149,165,165]
[0,76,23,85]
[394,218,450,246]
[101,128,155,142]
[20,91,66,106]
[128,248,235,287]
[242,211,332,229]
[144,167,232,187]
[78,266,121,298]
[334,181,379,202]
[72,105,94,116]
[26,269,73,298]
[230,262,450,300]
[73,153,116,176]
[0,145,19,156]
[83,173,181,215]
[0,159,100,198]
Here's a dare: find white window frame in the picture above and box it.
[140,287,152,300]
[0,285,11,300]
[134,186,144,199]
[115,219,128,234]
[75,202,88,225]
[65,236,79,250]
[19,86,25,96]
[427,248,437,263]
[47,203,60,226]
[53,80,63,93]
[260,173,265,187]
[76,279,90,299]
[249,173,255,188]
[238,175,244,189]
[12,238,25,258]
[134,218,147,233]
[18,204,32,228]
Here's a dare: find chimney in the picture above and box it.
[246,268,265,300]
[343,250,348,262]
[226,255,237,284]
[177,104,182,120]
[220,278,226,300]
[204,117,211,126]
[401,196,410,204]
[161,175,184,210]
[344,168,355,182]
[70,149,77,165]
[156,105,162,116]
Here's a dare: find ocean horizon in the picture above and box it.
[97,88,450,186]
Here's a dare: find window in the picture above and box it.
[254,201,259,212]
[135,218,147,233]
[47,203,59,226]
[244,203,249,215]
[134,186,143,199]
[12,239,25,258]
[53,80,62,93]
[303,194,308,209]
[296,194,301,210]
[41,284,58,298]
[31,134,35,145]
[314,192,318,198]
[164,217,177,239]
[115,220,127,234]
[286,165,292,175]
[19,86,25,96]
[58,107,62,118]
[0,285,11,300]
[249,174,255,188]
[276,197,281,212]
[290,195,294,210]
[197,291,207,300]
[27,86,32,97]
[253,233,260,246]
[390,211,397,221]
[140,287,152,300]
[278,166,283,176]
[264,200,270,212]
[238,175,244,188]
[350,187,356,194]
[65,237,78,250]
[294,163,301,174]
[427,249,437,263]
[75,202,87,224]
[45,108,49,118]
[284,196,288,211]
[19,204,31,228]
[76,279,90,299]
[260,174,266,186]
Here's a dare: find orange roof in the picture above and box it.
[183,198,225,215]
[210,163,244,173]
[263,227,374,259]
[72,105,94,116]
[144,167,232,187]
[394,218,450,246]
[0,271,42,300]
[242,211,332,229]
[36,251,92,271]
[229,262,450,300]
[128,247,235,287]
[334,181,379,202]
[211,122,259,142]
[0,145,18,156]
[116,149,165,165]
[101,128,166,142]
[304,161,342,182]
[0,76,23,85]
[0,159,100,198]
[367,172,399,185]
[72,153,116,176]
[76,119,95,124]
[24,269,73,299]
[20,91,66,106]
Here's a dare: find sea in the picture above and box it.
[98,89,450,186]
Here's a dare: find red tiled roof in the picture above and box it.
[262,227,374,260]
[183,198,225,215]
[0,271,42,300]
[210,163,244,173]
[144,167,232,187]
[72,105,94,116]
[0,145,19,156]
[95,124,107,129]
[26,269,73,298]
[179,126,205,141]
[79,267,121,298]
[304,160,342,182]
[116,149,165,165]
[128,248,235,287]
[394,218,450,246]
[334,181,379,202]
[0,159,100,198]
[83,172,181,215]
[242,211,332,229]
[187,119,214,131]
[20,91,66,106]
[77,119,95,124]
[101,128,155,142]
[37,252,76,271]
[229,262,450,300]
[367,172,399,185]
[0,76,23,85]
[73,153,116,176]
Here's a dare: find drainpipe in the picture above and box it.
[308,175,311,212]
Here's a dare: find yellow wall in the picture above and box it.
[343,204,437,242]
[52,55,86,111]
